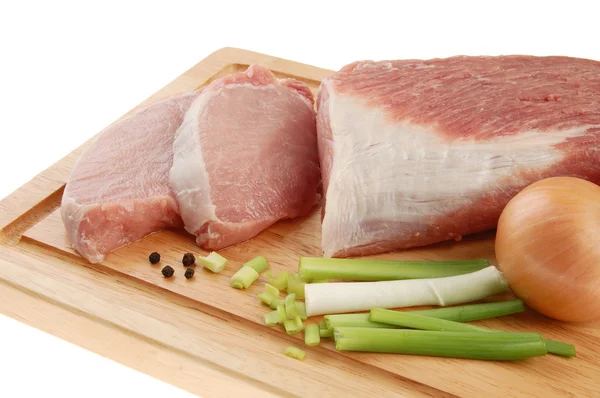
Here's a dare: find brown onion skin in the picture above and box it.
[496,177,600,322]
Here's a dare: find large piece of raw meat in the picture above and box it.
[317,55,600,258]
[170,64,320,250]
[61,91,198,263]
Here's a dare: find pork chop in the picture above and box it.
[61,91,198,263]
[317,55,600,257]
[170,64,320,250]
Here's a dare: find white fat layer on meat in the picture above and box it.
[170,90,218,234]
[322,89,592,257]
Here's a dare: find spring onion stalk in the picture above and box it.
[285,294,298,319]
[320,328,333,338]
[324,300,525,330]
[258,284,280,306]
[409,299,525,322]
[244,256,270,273]
[267,271,290,290]
[544,340,577,357]
[325,314,388,329]
[264,310,281,326]
[305,324,321,346]
[334,328,547,360]
[284,346,306,360]
[277,303,287,321]
[296,301,307,321]
[370,308,576,357]
[287,274,306,299]
[230,266,259,289]
[299,257,490,282]
[269,298,284,310]
[198,252,228,273]
[305,266,508,316]
[284,315,304,335]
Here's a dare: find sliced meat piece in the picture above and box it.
[170,64,320,249]
[61,91,198,263]
[317,55,600,257]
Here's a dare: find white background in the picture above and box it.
[0,1,598,397]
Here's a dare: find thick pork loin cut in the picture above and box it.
[61,91,198,263]
[170,64,320,249]
[317,55,600,257]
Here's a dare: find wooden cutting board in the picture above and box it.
[1,47,598,398]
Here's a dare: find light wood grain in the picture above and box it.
[2,47,600,397]
[0,242,443,398]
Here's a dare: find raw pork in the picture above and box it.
[61,91,198,263]
[317,55,600,257]
[170,64,320,250]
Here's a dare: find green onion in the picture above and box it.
[258,283,280,306]
[197,252,227,273]
[244,256,270,273]
[334,328,547,360]
[287,273,305,299]
[267,271,290,290]
[230,266,259,289]
[409,299,525,322]
[269,298,284,310]
[284,315,304,335]
[264,310,281,326]
[277,303,287,321]
[544,340,577,357]
[370,308,487,332]
[370,308,576,357]
[299,257,489,282]
[285,293,298,319]
[305,324,320,346]
[320,328,333,338]
[296,301,307,321]
[324,300,525,330]
[325,314,388,329]
[305,267,508,316]
[284,346,306,360]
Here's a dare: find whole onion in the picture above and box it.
[495,177,600,322]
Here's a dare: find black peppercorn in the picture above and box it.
[161,265,175,278]
[184,268,195,279]
[182,252,196,267]
[149,252,161,264]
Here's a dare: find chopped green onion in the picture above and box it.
[296,301,307,321]
[284,315,304,335]
[320,328,333,338]
[231,266,259,289]
[264,310,281,326]
[267,271,290,290]
[269,298,284,310]
[370,308,575,357]
[334,328,547,360]
[258,283,280,306]
[318,320,327,329]
[287,273,305,299]
[244,256,270,273]
[324,300,525,329]
[197,252,227,273]
[285,293,298,319]
[299,257,489,282]
[304,324,320,346]
[284,346,306,360]
[277,303,287,321]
